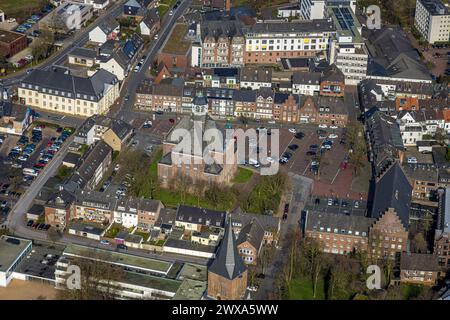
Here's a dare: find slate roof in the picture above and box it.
[208,217,247,280]
[364,27,431,81]
[98,17,120,35]
[305,211,375,234]
[74,140,112,186]
[236,219,265,251]
[321,64,345,83]
[46,189,76,209]
[274,92,300,104]
[21,69,118,102]
[176,205,226,229]
[370,162,412,229]
[231,208,280,232]
[233,90,257,103]
[292,71,321,85]
[400,253,440,272]
[240,67,272,83]
[69,47,98,59]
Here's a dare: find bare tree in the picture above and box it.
[57,252,125,300]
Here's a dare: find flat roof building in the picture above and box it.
[0,236,32,287]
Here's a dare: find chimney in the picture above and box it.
[225,0,231,12]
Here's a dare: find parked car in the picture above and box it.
[100,240,110,245]
[318,124,328,128]
[407,156,418,164]
[328,134,338,139]
[117,244,128,250]
[288,144,299,151]
[288,128,296,134]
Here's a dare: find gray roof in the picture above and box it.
[233,89,257,103]
[305,211,375,234]
[244,19,335,34]
[240,67,272,83]
[69,222,104,235]
[236,219,265,251]
[69,47,97,59]
[98,17,120,35]
[176,205,226,228]
[418,0,450,15]
[364,27,431,81]
[21,69,118,102]
[46,189,76,209]
[231,208,280,232]
[208,217,247,280]
[73,140,112,187]
[400,253,440,272]
[274,92,300,105]
[370,162,412,229]
[292,71,321,85]
[164,238,216,253]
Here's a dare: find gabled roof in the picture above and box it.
[400,253,440,272]
[141,8,160,28]
[209,217,247,280]
[292,71,321,85]
[236,219,265,251]
[371,162,412,229]
[98,17,120,35]
[176,205,226,228]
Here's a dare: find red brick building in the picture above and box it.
[208,217,248,300]
[400,253,441,285]
[0,30,27,58]
[272,93,301,123]
[319,64,345,97]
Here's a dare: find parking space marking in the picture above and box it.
[331,168,341,185]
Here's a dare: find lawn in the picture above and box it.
[232,167,254,184]
[401,284,424,300]
[104,223,123,239]
[149,149,163,174]
[158,0,177,18]
[287,275,326,300]
[1,0,45,16]
[134,231,150,241]
[153,188,232,211]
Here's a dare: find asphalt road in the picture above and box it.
[115,0,193,123]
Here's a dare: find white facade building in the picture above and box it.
[414,0,450,44]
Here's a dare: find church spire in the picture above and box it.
[209,216,247,280]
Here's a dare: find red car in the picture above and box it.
[169,118,175,123]
[47,140,53,147]
[34,163,45,168]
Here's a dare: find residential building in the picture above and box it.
[139,8,160,37]
[19,68,120,117]
[74,114,133,149]
[243,20,335,64]
[68,140,112,191]
[68,47,97,67]
[39,2,94,32]
[205,87,235,118]
[273,93,301,123]
[414,0,450,44]
[231,208,281,245]
[88,17,120,44]
[400,253,441,285]
[299,95,319,124]
[85,0,110,11]
[199,20,245,68]
[203,68,240,89]
[157,24,191,70]
[175,205,226,232]
[123,0,149,17]
[0,30,27,58]
[277,4,301,18]
[365,109,405,176]
[240,66,272,90]
[151,82,184,113]
[73,190,116,224]
[236,219,265,265]
[44,189,76,229]
[316,96,349,127]
[0,102,34,136]
[255,87,274,120]
[233,90,257,118]
[304,211,374,254]
[319,63,345,97]
[403,165,439,200]
[135,79,153,109]
[207,218,248,300]
[292,71,321,95]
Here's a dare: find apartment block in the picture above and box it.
[414,0,450,44]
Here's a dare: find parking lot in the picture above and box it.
[0,124,73,222]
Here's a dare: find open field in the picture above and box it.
[0,280,57,300]
[1,0,46,20]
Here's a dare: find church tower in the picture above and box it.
[207,216,248,300]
